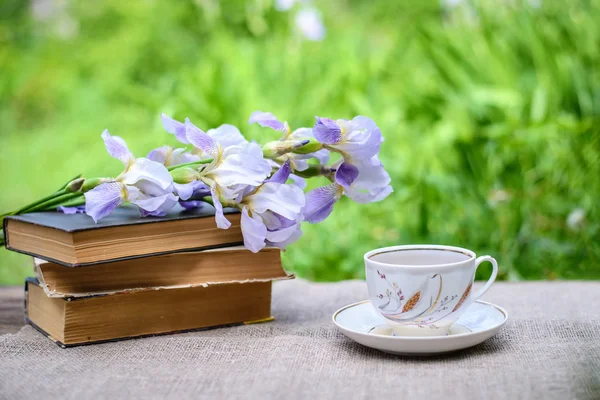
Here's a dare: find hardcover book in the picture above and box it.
[33,246,291,298]
[25,278,273,347]
[4,205,243,266]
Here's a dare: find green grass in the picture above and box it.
[1,0,599,284]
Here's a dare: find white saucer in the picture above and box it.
[332,300,507,356]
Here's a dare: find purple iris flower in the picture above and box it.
[161,113,188,144]
[172,180,211,210]
[184,118,272,230]
[303,184,342,223]
[162,113,248,155]
[248,111,289,133]
[147,145,199,167]
[313,116,383,187]
[266,159,307,190]
[249,111,330,171]
[304,155,392,223]
[84,130,177,223]
[267,159,292,184]
[232,161,306,252]
[174,180,210,202]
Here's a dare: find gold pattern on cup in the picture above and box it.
[453,282,472,312]
[402,292,421,313]
[426,274,443,313]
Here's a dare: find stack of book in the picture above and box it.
[3,206,291,347]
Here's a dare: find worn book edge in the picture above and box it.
[24,278,275,349]
[32,245,262,267]
[37,273,294,299]
[9,240,245,268]
[32,248,293,298]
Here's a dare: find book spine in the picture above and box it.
[2,218,10,250]
[23,278,28,323]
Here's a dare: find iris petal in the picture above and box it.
[179,200,205,210]
[244,182,305,221]
[248,111,287,133]
[303,183,341,223]
[120,158,174,192]
[313,117,342,144]
[211,185,232,229]
[57,205,85,214]
[327,116,382,161]
[185,118,220,159]
[268,160,292,184]
[207,124,248,149]
[289,174,307,190]
[335,162,359,188]
[241,207,268,253]
[84,182,126,223]
[132,193,179,216]
[174,181,209,201]
[146,145,170,165]
[266,224,303,249]
[161,113,189,144]
[209,142,271,188]
[101,130,134,167]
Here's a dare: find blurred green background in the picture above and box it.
[1,0,599,284]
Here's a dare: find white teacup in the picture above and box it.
[364,245,498,337]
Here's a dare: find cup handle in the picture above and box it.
[472,256,498,301]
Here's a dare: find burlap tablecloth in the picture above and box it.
[0,280,599,400]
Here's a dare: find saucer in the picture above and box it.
[332,300,507,356]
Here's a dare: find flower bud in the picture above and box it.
[81,178,110,193]
[65,178,85,193]
[262,140,311,159]
[170,167,199,184]
[292,138,323,154]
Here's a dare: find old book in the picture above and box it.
[34,246,291,298]
[4,205,243,267]
[25,278,273,347]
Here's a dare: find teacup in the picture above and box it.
[364,245,498,337]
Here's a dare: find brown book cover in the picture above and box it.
[25,277,273,348]
[4,205,243,267]
[34,246,292,298]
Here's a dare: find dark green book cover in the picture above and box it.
[4,205,242,267]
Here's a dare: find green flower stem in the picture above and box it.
[294,165,334,179]
[201,196,214,206]
[55,195,85,208]
[21,193,83,214]
[35,194,85,211]
[14,189,67,215]
[167,159,213,172]
[1,177,88,247]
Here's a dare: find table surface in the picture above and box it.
[1,280,599,400]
